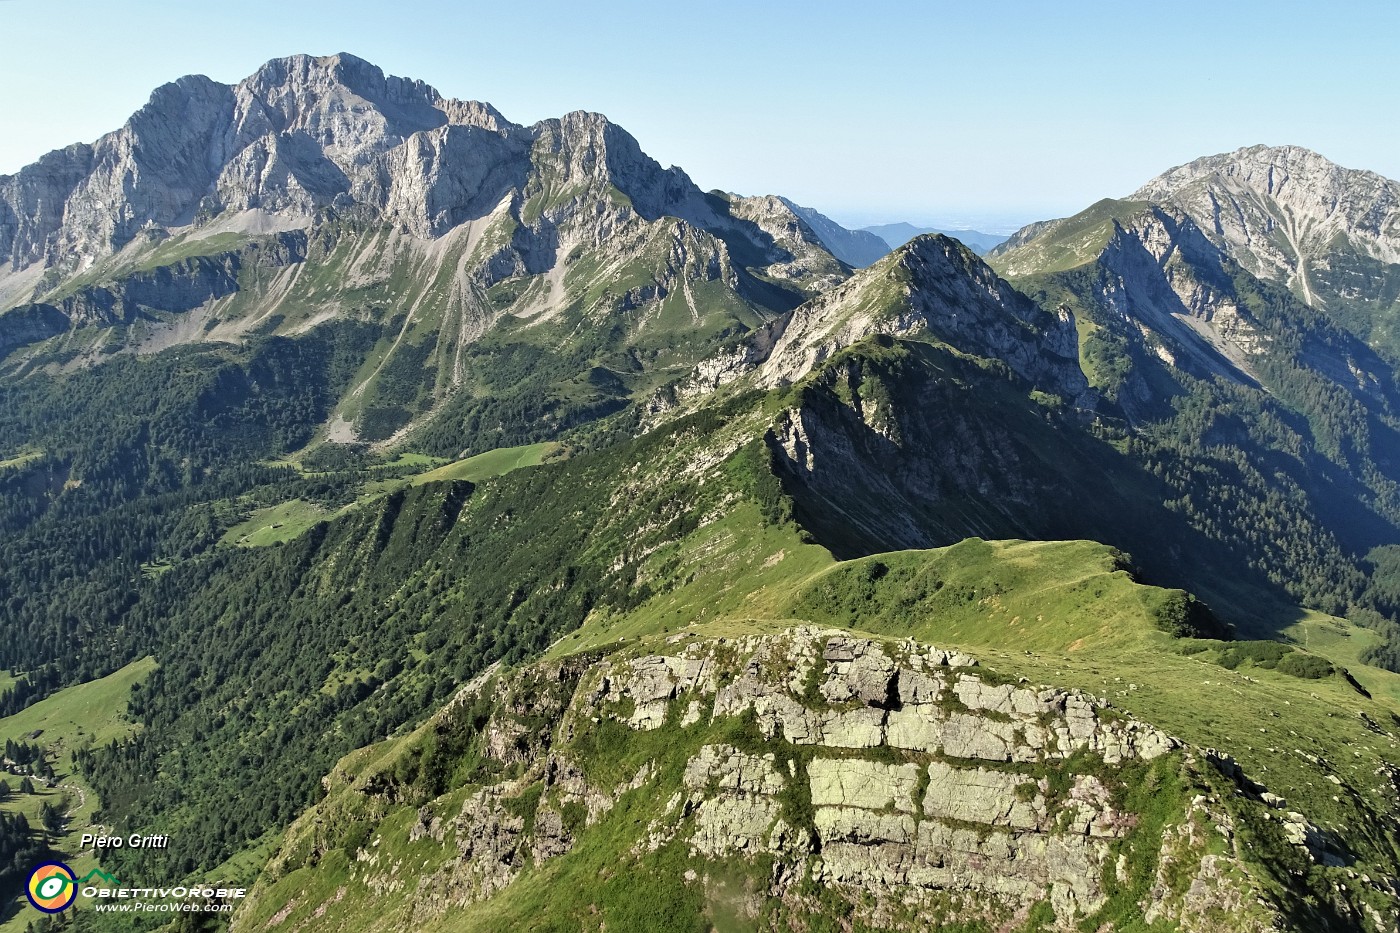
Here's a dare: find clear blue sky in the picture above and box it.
[1,0,1396,232]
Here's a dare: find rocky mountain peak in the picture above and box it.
[899,232,993,282]
[225,52,507,180]
[675,232,1088,404]
[528,110,704,223]
[1129,145,1400,326]
[238,53,454,128]
[0,52,881,419]
[1134,144,1398,219]
[0,53,542,283]
[241,52,512,136]
[1134,145,1400,246]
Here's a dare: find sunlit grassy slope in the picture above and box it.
[0,658,156,932]
[408,441,560,486]
[556,531,1400,864]
[239,530,1400,933]
[0,657,156,751]
[225,442,562,548]
[222,498,333,547]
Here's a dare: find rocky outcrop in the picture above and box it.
[0,302,69,351]
[614,628,1168,923]
[682,743,789,857]
[1114,146,1400,358]
[0,52,868,317]
[0,54,484,274]
[249,628,1333,932]
[0,230,307,354]
[243,618,1400,932]
[0,52,883,451]
[724,195,851,295]
[1093,207,1269,384]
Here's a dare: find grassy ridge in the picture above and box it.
[235,532,1400,932]
[779,542,1400,877]
[555,533,1400,875]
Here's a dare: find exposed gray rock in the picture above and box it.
[808,758,920,812]
[814,807,915,845]
[0,52,859,394]
[674,235,1092,408]
[530,806,571,862]
[885,704,946,751]
[598,653,713,730]
[267,627,1313,933]
[819,636,897,706]
[1133,145,1400,314]
[940,711,1020,761]
[814,815,1111,919]
[952,678,1057,717]
[683,743,786,797]
[894,667,944,704]
[681,744,789,857]
[923,761,1046,829]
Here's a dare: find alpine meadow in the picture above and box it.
[2,28,1400,933]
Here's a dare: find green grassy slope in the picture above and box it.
[0,658,156,932]
[222,498,333,547]
[233,535,1400,933]
[988,199,1149,277]
[408,441,561,486]
[780,541,1400,860]
[0,657,156,751]
[558,529,1400,831]
[221,442,562,549]
[73,395,790,884]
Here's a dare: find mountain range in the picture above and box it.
[862,221,1010,254]
[0,53,880,454]
[3,53,1400,933]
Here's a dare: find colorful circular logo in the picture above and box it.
[26,862,77,913]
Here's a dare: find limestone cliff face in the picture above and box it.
[726,194,853,293]
[989,201,1273,393]
[0,54,501,275]
[990,198,1398,425]
[1133,145,1400,307]
[240,628,1326,932]
[778,198,891,268]
[0,54,887,446]
[1092,206,1272,387]
[0,53,865,306]
[1130,146,1400,354]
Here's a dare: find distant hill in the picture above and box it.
[863,221,1009,254]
